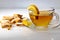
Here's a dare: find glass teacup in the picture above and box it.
[29,9,59,30]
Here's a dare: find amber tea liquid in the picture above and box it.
[29,13,53,28]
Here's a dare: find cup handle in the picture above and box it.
[48,12,60,29]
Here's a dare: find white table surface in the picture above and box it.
[0,9,60,40]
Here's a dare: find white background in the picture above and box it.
[0,0,60,40]
[0,0,60,9]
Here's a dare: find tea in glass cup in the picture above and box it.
[29,11,53,28]
[27,4,59,30]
